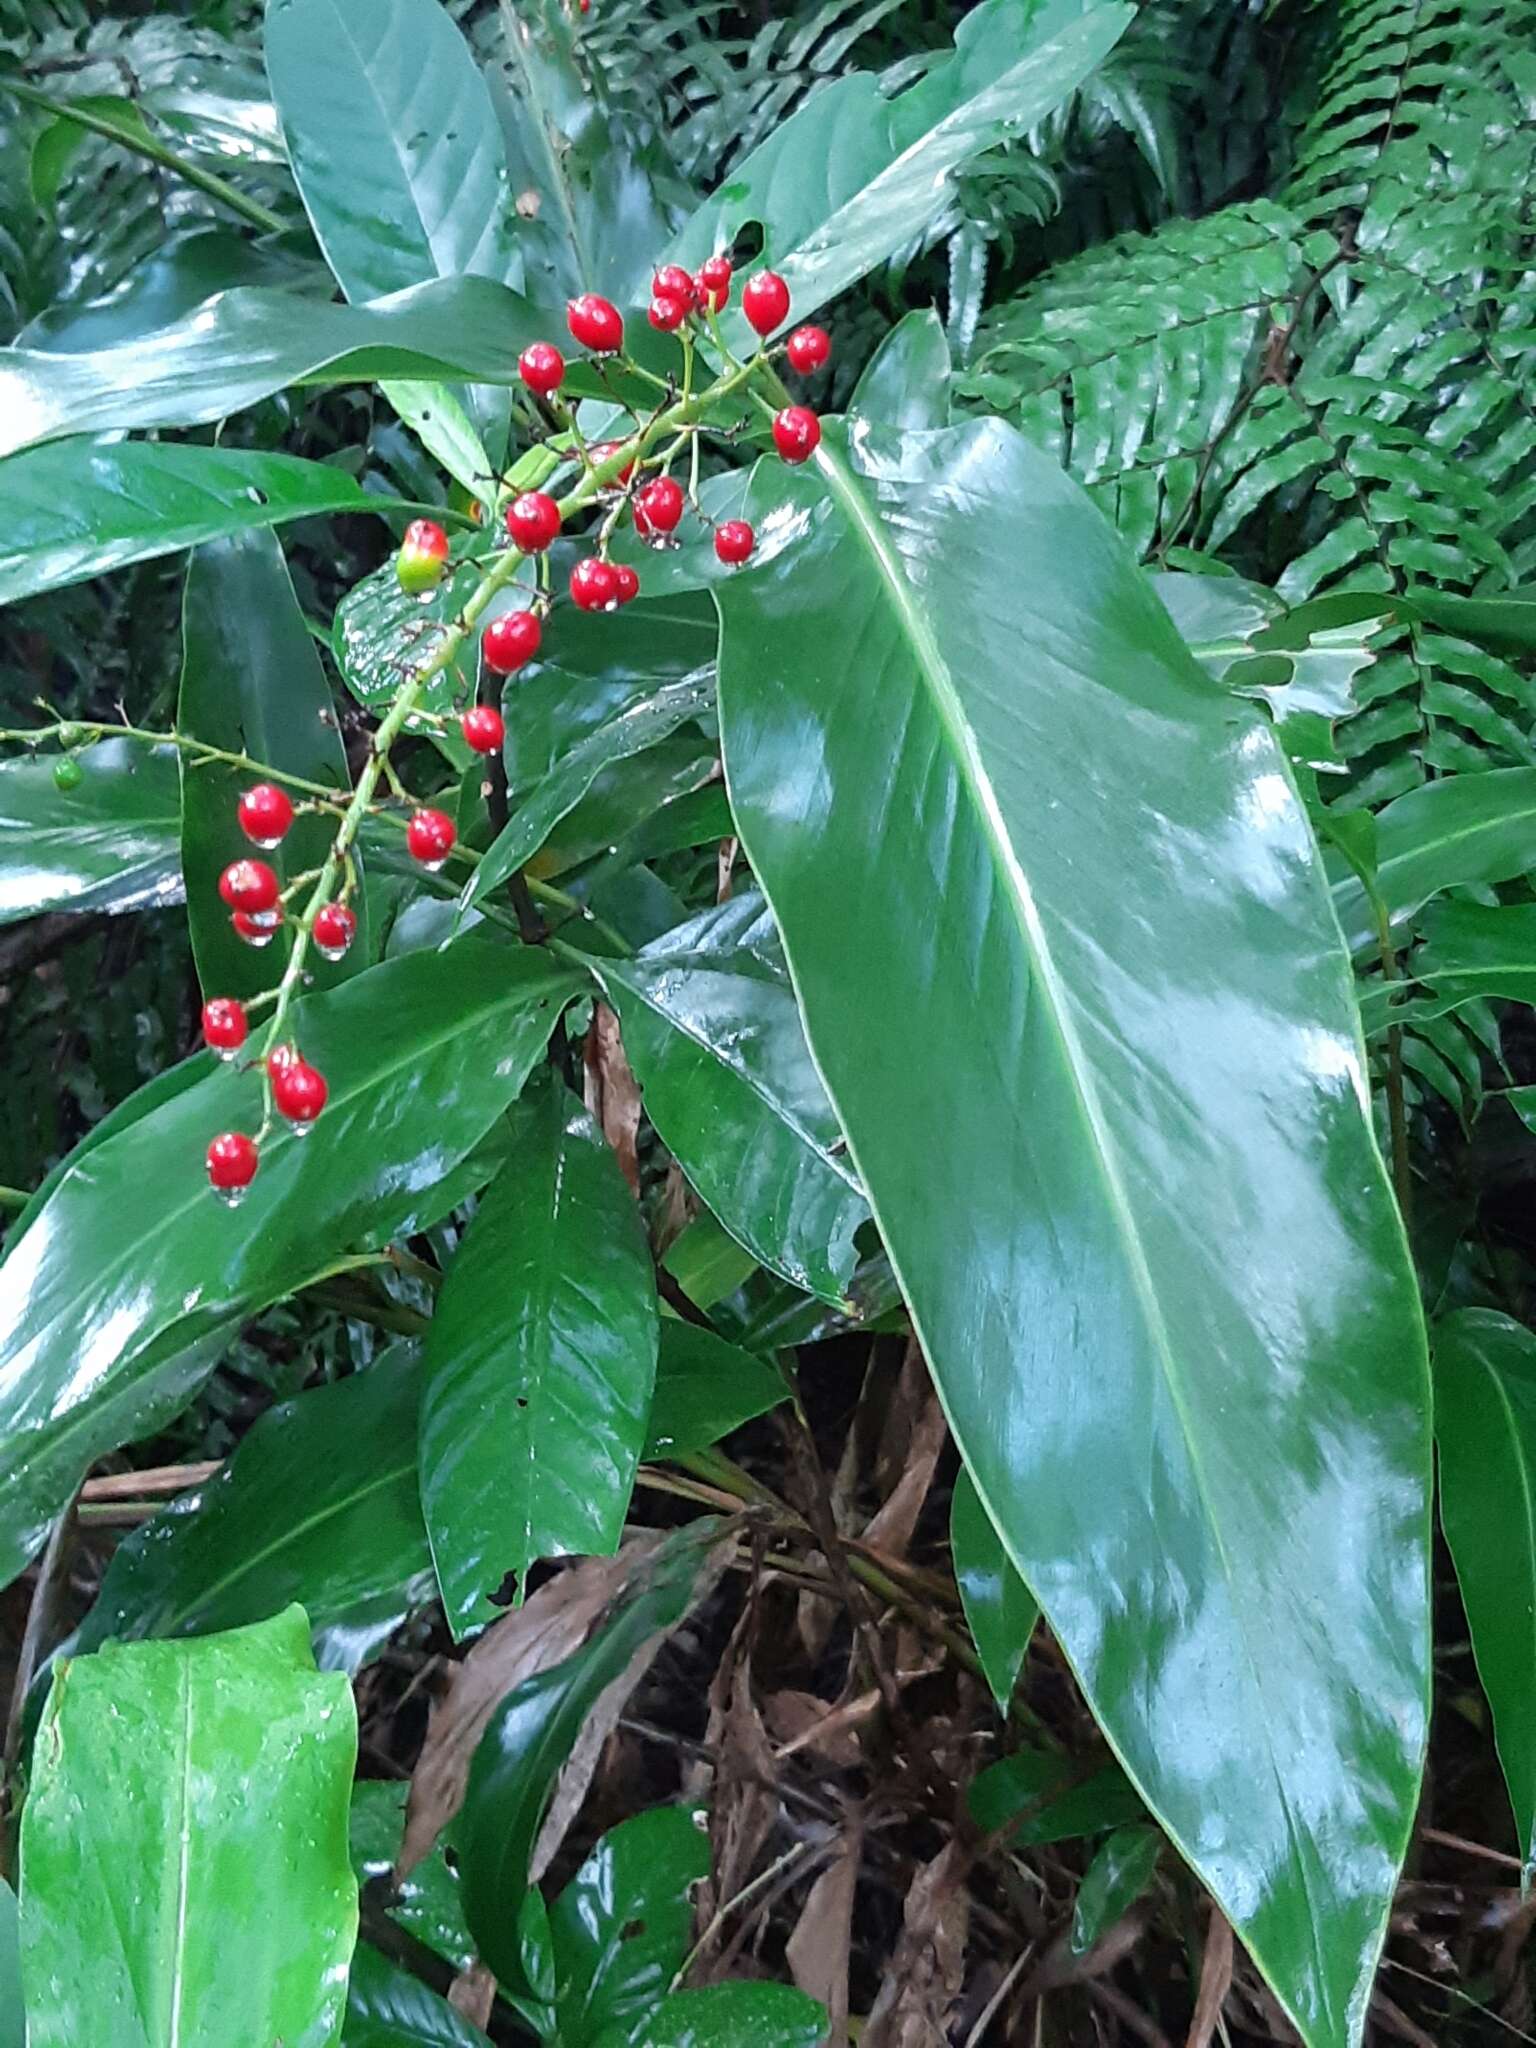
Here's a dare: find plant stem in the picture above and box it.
[1,76,289,237]
[0,719,349,802]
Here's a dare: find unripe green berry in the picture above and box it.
[53,756,83,792]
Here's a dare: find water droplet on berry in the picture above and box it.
[212,1184,249,1209]
[315,939,347,963]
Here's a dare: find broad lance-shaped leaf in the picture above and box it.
[590,894,868,1304]
[350,1782,473,1972]
[0,439,390,606]
[466,672,714,909]
[74,1347,435,1675]
[266,0,518,471]
[1330,767,1536,956]
[19,1608,357,2048]
[952,1464,1038,1712]
[0,945,578,1587]
[179,530,360,1000]
[1435,1309,1536,1875]
[0,740,180,925]
[420,1077,658,1639]
[0,277,572,461]
[644,1320,789,1460]
[455,1520,724,1988]
[664,0,1132,346]
[715,419,1430,2048]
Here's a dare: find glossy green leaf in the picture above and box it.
[0,1883,19,2048]
[17,226,330,354]
[951,1465,1038,1712]
[0,277,566,461]
[590,1984,829,2048]
[420,1076,658,1638]
[75,1347,435,1674]
[29,95,153,209]
[665,0,1132,345]
[349,1783,474,1972]
[178,530,359,999]
[0,439,381,606]
[0,944,577,1586]
[849,308,953,433]
[335,541,495,747]
[266,0,515,304]
[454,1519,723,1987]
[591,895,868,1303]
[968,1752,1144,1844]
[1330,769,1536,956]
[19,1608,357,2048]
[548,1805,710,2045]
[1434,1309,1536,1875]
[1414,902,1536,1014]
[530,741,719,881]
[468,673,713,909]
[0,740,180,925]
[645,1320,788,1459]
[1070,1826,1162,1956]
[715,419,1430,2048]
[342,1944,487,2048]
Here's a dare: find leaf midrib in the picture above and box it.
[779,432,1340,2026]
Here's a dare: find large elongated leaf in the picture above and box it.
[0,945,577,1587]
[0,1883,19,2048]
[178,530,359,999]
[455,1520,723,1987]
[715,420,1430,2048]
[466,673,713,909]
[266,0,514,304]
[420,1078,658,1638]
[19,1608,357,2048]
[1434,1309,1536,1877]
[1330,768,1536,956]
[0,740,180,924]
[75,1347,434,1674]
[664,0,1132,344]
[644,1320,789,1460]
[0,277,561,459]
[590,895,867,1303]
[0,439,383,605]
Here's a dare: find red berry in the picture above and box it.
[462,704,506,754]
[518,341,565,397]
[700,254,732,295]
[483,609,542,674]
[505,491,561,553]
[312,902,357,961]
[772,404,821,464]
[653,264,697,310]
[613,562,641,605]
[237,782,294,849]
[207,1130,259,1198]
[218,858,280,918]
[589,441,636,485]
[648,292,688,333]
[201,997,248,1058]
[785,325,831,374]
[406,808,456,869]
[694,271,726,314]
[267,1043,297,1077]
[634,475,685,539]
[714,519,755,566]
[570,557,620,612]
[273,1057,327,1128]
[231,910,275,949]
[567,293,624,353]
[397,518,450,594]
[742,270,790,337]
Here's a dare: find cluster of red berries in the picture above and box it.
[396,264,828,657]
[202,772,464,1197]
